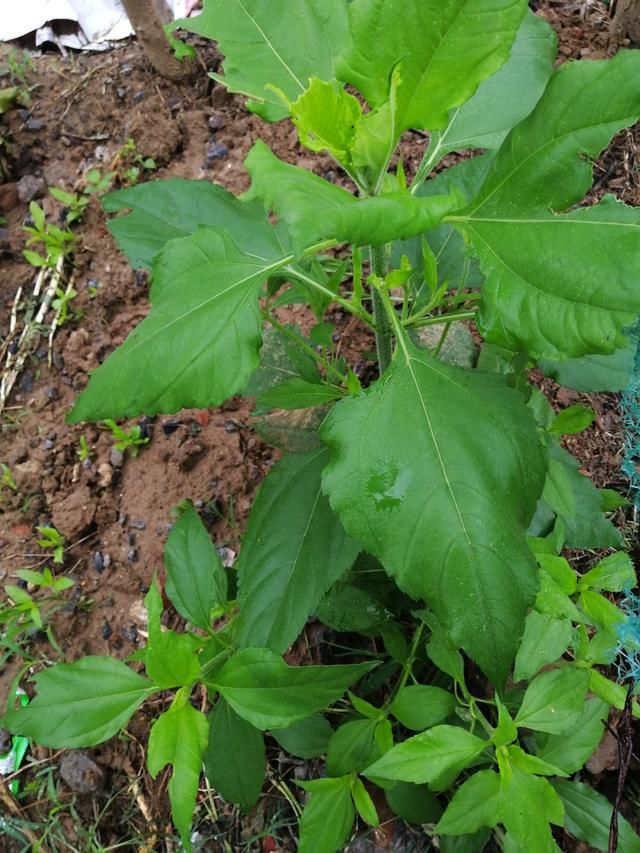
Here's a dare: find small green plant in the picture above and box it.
[6,3,640,852]
[22,201,75,269]
[6,48,33,87]
[116,137,156,187]
[84,167,115,196]
[1,462,17,492]
[51,285,78,326]
[49,187,90,225]
[76,435,93,462]
[103,418,149,457]
[35,527,65,565]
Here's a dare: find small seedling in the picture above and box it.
[49,187,90,225]
[84,167,115,196]
[76,435,93,462]
[22,201,75,269]
[1,463,17,491]
[104,419,149,457]
[35,527,65,565]
[6,48,33,87]
[116,137,156,187]
[51,286,78,326]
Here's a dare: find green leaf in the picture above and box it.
[440,830,493,853]
[428,10,556,158]
[506,745,567,777]
[580,590,625,630]
[549,405,595,436]
[211,648,375,729]
[350,777,379,827]
[578,552,637,593]
[385,782,442,824]
[103,180,279,270]
[321,334,546,685]
[493,697,518,748]
[244,326,320,404]
[145,630,201,689]
[513,611,572,682]
[363,725,487,789]
[271,714,333,759]
[539,345,635,393]
[203,699,265,811]
[514,667,589,734]
[3,657,154,748]
[290,77,362,167]
[236,449,359,652]
[316,581,391,632]
[164,504,227,630]
[245,140,456,252]
[535,698,608,774]
[458,52,640,360]
[554,780,640,852]
[176,0,348,121]
[536,554,577,595]
[337,0,526,134]
[390,685,456,732]
[326,719,380,777]
[437,770,501,835]
[542,446,622,549]
[0,86,18,114]
[148,695,209,852]
[499,768,563,852]
[423,612,466,686]
[298,775,354,853]
[70,226,293,421]
[258,378,342,410]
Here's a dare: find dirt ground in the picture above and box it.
[0,2,638,850]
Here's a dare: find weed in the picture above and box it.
[103,418,149,457]
[35,526,65,565]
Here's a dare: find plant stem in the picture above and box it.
[383,623,425,712]
[410,136,444,195]
[370,245,393,375]
[264,312,346,385]
[404,309,477,330]
[284,266,373,327]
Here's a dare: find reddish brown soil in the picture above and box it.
[0,2,637,850]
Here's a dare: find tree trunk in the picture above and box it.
[120,0,192,81]
[611,0,640,46]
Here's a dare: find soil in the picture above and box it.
[0,3,638,851]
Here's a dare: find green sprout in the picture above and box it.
[35,526,65,565]
[104,419,149,457]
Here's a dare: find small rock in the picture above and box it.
[51,484,96,539]
[208,113,225,131]
[101,621,112,639]
[129,599,147,628]
[120,623,138,643]
[127,532,136,547]
[8,445,28,465]
[129,519,146,530]
[13,459,43,493]
[93,551,105,573]
[42,438,55,451]
[97,463,112,488]
[127,548,138,562]
[162,419,182,435]
[194,499,204,508]
[116,87,126,99]
[223,420,239,433]
[18,372,34,393]
[121,63,133,74]
[217,546,236,568]
[204,142,229,165]
[59,751,104,793]
[46,386,58,401]
[17,174,46,203]
[110,448,124,468]
[132,91,145,104]
[26,117,44,131]
[103,553,112,569]
[0,183,18,212]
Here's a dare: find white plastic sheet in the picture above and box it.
[0,0,189,50]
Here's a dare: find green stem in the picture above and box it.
[404,309,477,330]
[264,313,346,385]
[370,245,393,375]
[383,623,425,712]
[410,136,444,195]
[284,265,373,327]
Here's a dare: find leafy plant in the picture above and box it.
[84,167,115,196]
[35,526,65,566]
[51,285,78,326]
[22,201,75,269]
[103,418,149,457]
[76,435,93,462]
[114,137,157,187]
[1,462,17,492]
[5,3,640,851]
[49,187,90,225]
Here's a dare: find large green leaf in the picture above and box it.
[203,699,265,810]
[245,140,457,252]
[236,449,359,652]
[148,695,209,852]
[429,10,556,159]
[337,0,526,134]
[363,725,487,789]
[103,180,279,270]
[535,698,608,775]
[539,345,635,393]
[3,657,155,748]
[514,667,589,734]
[554,780,640,852]
[69,226,291,421]
[298,776,355,853]
[455,52,640,360]
[499,768,563,852]
[436,770,501,835]
[164,504,227,631]
[211,648,374,729]
[176,0,348,121]
[321,333,546,685]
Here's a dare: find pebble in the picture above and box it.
[97,463,112,488]
[116,87,126,99]
[204,142,229,165]
[59,751,104,794]
[129,519,146,530]
[132,91,145,104]
[162,419,181,435]
[127,548,138,563]
[103,553,112,569]
[26,117,44,131]
[208,113,225,131]
[120,623,138,643]
[17,174,46,203]
[223,420,239,433]
[19,372,34,393]
[110,448,124,468]
[46,386,58,401]
[42,438,55,451]
[93,551,105,573]
[127,532,136,547]
[101,621,112,639]
[0,182,18,212]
